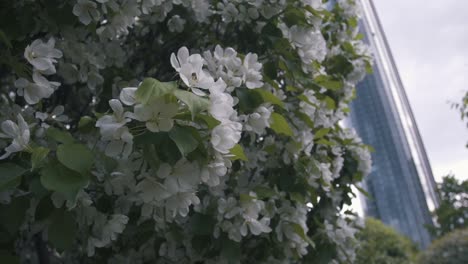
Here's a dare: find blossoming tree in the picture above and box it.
[0,0,372,263]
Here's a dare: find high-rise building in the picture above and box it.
[349,0,439,248]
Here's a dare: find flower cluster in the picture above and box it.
[0,114,30,160]
[0,0,372,263]
[15,38,62,104]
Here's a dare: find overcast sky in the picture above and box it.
[371,0,468,181]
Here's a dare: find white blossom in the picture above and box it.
[136,177,171,203]
[132,98,178,132]
[24,38,62,74]
[167,15,186,33]
[211,121,242,154]
[302,0,323,9]
[96,99,133,158]
[204,45,243,90]
[191,0,211,22]
[244,105,272,134]
[201,153,232,186]
[242,53,263,89]
[73,0,101,25]
[35,105,69,129]
[171,47,215,95]
[0,114,30,160]
[209,80,236,122]
[288,25,327,64]
[337,0,362,18]
[87,214,129,256]
[14,71,60,105]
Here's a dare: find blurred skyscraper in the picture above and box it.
[349,0,439,248]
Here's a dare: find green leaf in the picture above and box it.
[190,213,216,236]
[0,251,19,264]
[229,144,248,161]
[197,114,221,129]
[173,90,210,119]
[348,17,358,28]
[0,163,27,192]
[286,85,298,92]
[254,186,276,199]
[168,126,199,156]
[291,223,314,246]
[314,128,330,139]
[354,185,370,198]
[316,138,335,146]
[263,61,278,79]
[261,23,283,39]
[290,192,306,204]
[314,75,343,91]
[295,111,315,128]
[240,193,255,203]
[221,238,241,264]
[283,8,308,27]
[136,78,177,105]
[46,127,74,144]
[365,60,373,74]
[326,55,354,76]
[40,162,89,200]
[0,196,29,237]
[142,144,160,170]
[342,42,356,56]
[31,147,50,170]
[78,116,95,132]
[29,176,49,199]
[48,209,77,251]
[270,113,293,136]
[298,94,316,107]
[324,96,336,110]
[236,88,263,113]
[253,89,285,108]
[35,196,55,221]
[174,112,221,129]
[0,29,12,49]
[57,143,93,174]
[134,132,181,165]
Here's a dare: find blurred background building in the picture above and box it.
[349,0,439,248]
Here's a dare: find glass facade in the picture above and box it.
[350,0,438,248]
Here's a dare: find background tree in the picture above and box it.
[418,228,468,264]
[355,218,418,264]
[429,175,468,238]
[451,90,468,147]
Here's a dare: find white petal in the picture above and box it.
[105,140,124,157]
[122,141,133,159]
[146,121,160,132]
[157,163,172,179]
[119,87,137,106]
[18,115,30,143]
[52,105,65,115]
[4,141,23,154]
[133,104,152,121]
[31,58,53,71]
[191,87,207,96]
[0,151,12,160]
[109,99,124,118]
[170,53,180,71]
[240,223,248,236]
[14,78,29,88]
[177,47,189,64]
[1,120,19,138]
